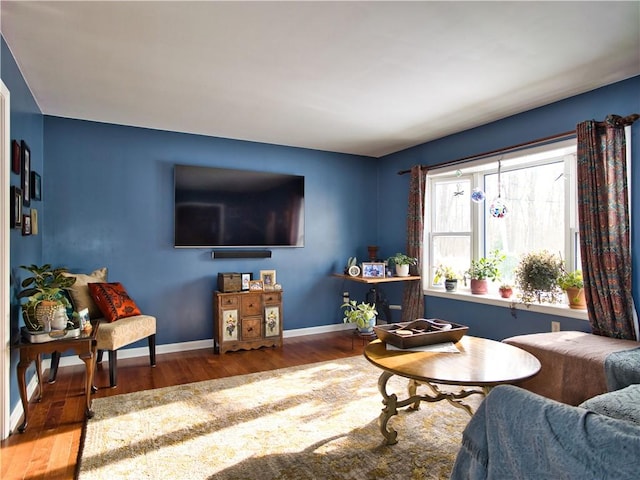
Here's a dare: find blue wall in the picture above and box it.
[42,118,378,344]
[2,37,45,411]
[377,76,640,339]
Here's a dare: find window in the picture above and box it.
[425,139,578,290]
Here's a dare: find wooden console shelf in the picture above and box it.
[213,290,283,354]
[333,274,421,284]
[334,274,421,323]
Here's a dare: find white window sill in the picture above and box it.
[424,288,589,321]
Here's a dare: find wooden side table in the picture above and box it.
[13,321,100,433]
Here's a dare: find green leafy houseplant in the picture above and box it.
[557,270,584,290]
[18,264,76,331]
[387,253,417,266]
[341,300,377,331]
[514,251,563,304]
[557,269,587,309]
[466,250,505,281]
[433,265,459,284]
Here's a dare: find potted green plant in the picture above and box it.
[514,251,563,305]
[387,253,417,277]
[499,283,513,299]
[341,300,377,333]
[18,264,76,332]
[466,250,505,294]
[557,269,586,309]
[434,265,459,292]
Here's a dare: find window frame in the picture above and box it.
[423,139,583,318]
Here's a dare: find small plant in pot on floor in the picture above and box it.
[341,300,378,333]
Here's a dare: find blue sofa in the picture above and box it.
[450,346,640,479]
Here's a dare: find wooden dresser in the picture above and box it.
[213,290,283,354]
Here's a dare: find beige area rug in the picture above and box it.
[78,355,482,480]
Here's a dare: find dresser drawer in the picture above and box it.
[263,292,282,305]
[242,316,262,340]
[219,295,239,309]
[241,294,262,316]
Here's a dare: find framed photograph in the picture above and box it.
[30,171,41,201]
[30,209,39,235]
[362,262,386,278]
[260,270,276,290]
[10,186,22,228]
[77,308,90,330]
[241,272,252,291]
[11,140,21,174]
[265,306,280,337]
[22,214,31,236]
[21,140,31,207]
[249,280,264,291]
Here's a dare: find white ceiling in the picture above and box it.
[1,1,639,158]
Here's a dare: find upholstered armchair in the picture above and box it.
[63,268,156,388]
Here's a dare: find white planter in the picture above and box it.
[395,264,410,277]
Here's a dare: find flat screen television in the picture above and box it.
[174,164,304,248]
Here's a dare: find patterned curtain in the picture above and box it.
[402,165,427,322]
[576,115,637,340]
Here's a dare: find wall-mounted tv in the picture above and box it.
[174,164,304,248]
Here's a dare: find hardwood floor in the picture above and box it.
[1,331,368,480]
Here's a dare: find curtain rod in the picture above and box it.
[397,113,639,176]
[397,130,575,175]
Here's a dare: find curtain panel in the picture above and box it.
[576,115,637,340]
[402,165,427,322]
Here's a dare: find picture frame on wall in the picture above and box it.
[10,186,22,228]
[241,273,252,291]
[21,140,31,207]
[11,140,21,174]
[22,214,31,236]
[362,262,386,278]
[30,209,39,235]
[30,171,41,201]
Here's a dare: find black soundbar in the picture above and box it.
[212,250,272,259]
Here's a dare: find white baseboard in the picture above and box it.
[9,323,352,433]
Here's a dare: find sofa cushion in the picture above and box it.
[88,282,142,322]
[580,384,640,425]
[62,267,108,320]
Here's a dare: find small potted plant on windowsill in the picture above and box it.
[434,265,460,292]
[515,250,563,305]
[341,300,378,333]
[557,269,586,309]
[466,250,505,294]
[499,284,513,299]
[387,253,417,277]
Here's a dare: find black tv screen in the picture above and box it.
[174,165,304,248]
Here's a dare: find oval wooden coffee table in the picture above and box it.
[364,336,541,444]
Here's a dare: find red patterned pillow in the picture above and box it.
[88,282,142,322]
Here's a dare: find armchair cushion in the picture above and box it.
[96,314,156,351]
[63,267,108,319]
[89,282,142,322]
[579,384,640,425]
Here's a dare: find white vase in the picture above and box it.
[395,264,410,277]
